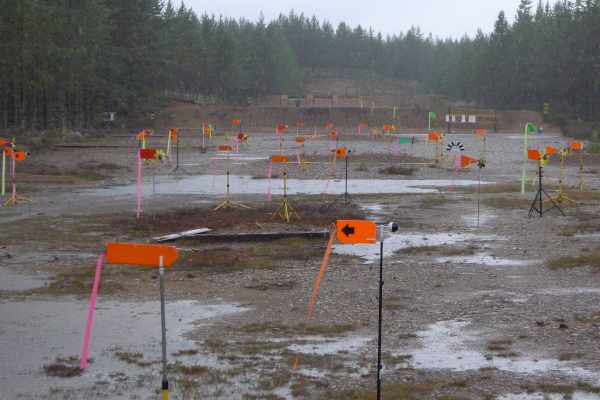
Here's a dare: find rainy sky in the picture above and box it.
[185,0,532,39]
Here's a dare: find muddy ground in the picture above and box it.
[1,125,600,400]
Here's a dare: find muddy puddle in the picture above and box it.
[0,299,247,398]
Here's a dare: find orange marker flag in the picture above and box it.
[271,155,289,163]
[460,155,478,168]
[330,131,338,138]
[527,149,542,161]
[4,148,13,156]
[294,138,305,143]
[428,133,440,141]
[106,242,178,267]
[218,145,232,152]
[545,145,559,155]
[0,139,9,146]
[232,119,241,125]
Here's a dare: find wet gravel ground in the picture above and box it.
[1,128,600,399]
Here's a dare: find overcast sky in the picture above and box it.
[184,0,533,39]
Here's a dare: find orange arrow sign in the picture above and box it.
[106,242,178,267]
[570,140,583,150]
[271,155,289,163]
[336,220,377,244]
[335,148,347,157]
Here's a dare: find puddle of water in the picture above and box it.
[0,267,50,291]
[436,253,534,267]
[287,335,370,356]
[0,299,247,399]
[499,392,600,400]
[83,176,487,198]
[332,232,497,264]
[402,320,599,384]
[537,287,600,296]
[461,212,494,227]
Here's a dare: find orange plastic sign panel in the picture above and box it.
[294,138,305,143]
[474,129,487,136]
[325,123,334,129]
[460,155,478,168]
[336,220,377,244]
[570,140,583,151]
[218,145,232,151]
[4,148,12,157]
[545,145,559,155]
[358,122,368,129]
[335,148,347,157]
[428,133,440,141]
[106,242,178,267]
[13,151,26,161]
[528,149,542,161]
[0,139,9,146]
[331,131,338,138]
[383,124,394,131]
[169,134,177,141]
[232,119,241,125]
[271,155,289,163]
[139,148,157,160]
[136,132,148,140]
[170,128,178,134]
[276,124,287,134]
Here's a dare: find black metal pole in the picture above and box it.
[344,155,348,204]
[377,239,383,400]
[159,258,169,400]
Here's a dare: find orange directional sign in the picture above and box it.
[0,139,9,146]
[218,145,232,151]
[474,129,487,136]
[330,131,338,138]
[13,151,26,161]
[428,133,440,141]
[106,242,178,267]
[169,128,178,134]
[383,124,394,131]
[325,123,334,129]
[271,155,289,163]
[169,134,177,141]
[336,220,377,244]
[139,148,157,159]
[4,148,13,156]
[570,140,583,151]
[276,124,287,134]
[294,138,305,143]
[232,119,241,125]
[203,128,212,135]
[358,122,368,129]
[335,148,347,157]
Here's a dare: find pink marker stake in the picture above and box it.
[80,252,105,370]
[267,160,273,201]
[136,151,142,218]
[11,152,16,204]
[235,140,239,161]
[450,155,460,192]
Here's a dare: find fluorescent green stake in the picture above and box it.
[521,123,536,194]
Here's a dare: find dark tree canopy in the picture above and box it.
[1,0,599,130]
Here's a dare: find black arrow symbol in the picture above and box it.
[341,224,355,237]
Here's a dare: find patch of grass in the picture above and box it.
[486,339,513,352]
[547,251,600,269]
[458,182,521,194]
[398,245,439,255]
[257,369,292,391]
[172,349,199,357]
[304,323,355,336]
[172,363,209,375]
[243,281,296,291]
[37,264,126,297]
[322,381,435,399]
[557,352,584,361]
[419,196,447,208]
[114,351,153,367]
[355,162,368,172]
[378,166,415,175]
[44,363,83,378]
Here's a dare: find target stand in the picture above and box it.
[327,148,354,209]
[544,149,580,205]
[270,155,300,222]
[168,129,190,175]
[214,145,250,210]
[3,149,36,206]
[528,157,565,218]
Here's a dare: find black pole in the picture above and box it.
[377,239,383,400]
[344,155,348,204]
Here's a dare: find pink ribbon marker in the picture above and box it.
[235,140,239,161]
[80,252,105,370]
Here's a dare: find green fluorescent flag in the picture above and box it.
[429,111,436,119]
[397,137,410,144]
[209,124,215,131]
[526,123,536,133]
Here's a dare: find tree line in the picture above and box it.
[0,0,598,131]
